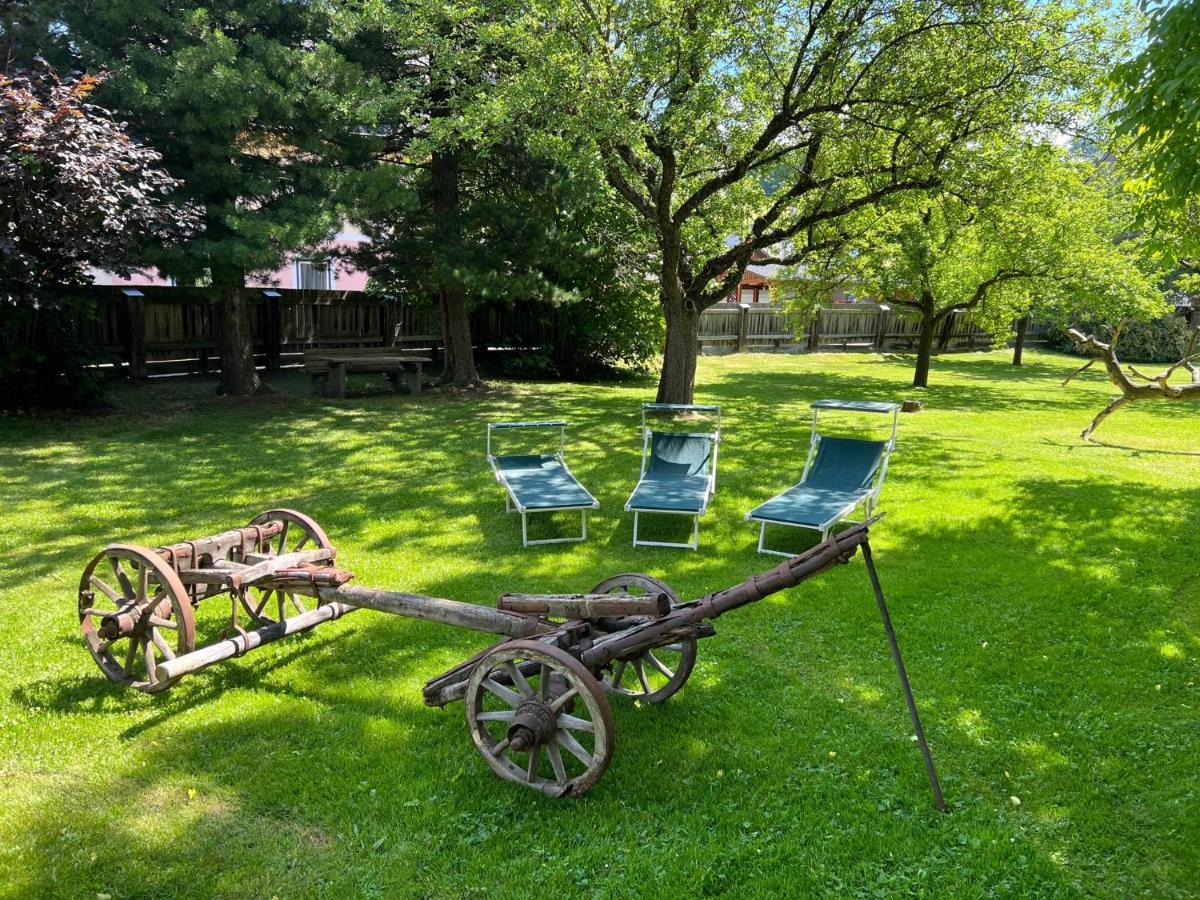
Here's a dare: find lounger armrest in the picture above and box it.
[810,399,899,413]
[642,402,720,413]
[489,421,568,430]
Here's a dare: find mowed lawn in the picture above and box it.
[0,349,1197,898]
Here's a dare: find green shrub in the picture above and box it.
[0,302,108,412]
[1046,314,1193,363]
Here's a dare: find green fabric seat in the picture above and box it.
[626,433,713,513]
[747,437,885,529]
[494,454,596,510]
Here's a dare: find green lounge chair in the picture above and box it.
[625,403,721,550]
[746,399,898,556]
[488,421,598,547]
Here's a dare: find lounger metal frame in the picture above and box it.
[487,421,599,547]
[625,403,721,551]
[747,400,899,557]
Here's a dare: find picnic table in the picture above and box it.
[304,349,431,398]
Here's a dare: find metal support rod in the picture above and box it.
[860,540,946,811]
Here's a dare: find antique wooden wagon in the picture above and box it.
[77,509,944,804]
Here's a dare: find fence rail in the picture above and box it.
[697,303,1046,354]
[75,288,1040,377]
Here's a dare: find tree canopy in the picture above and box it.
[49,0,359,393]
[508,0,1118,401]
[0,67,188,306]
[790,140,1168,386]
[1110,0,1200,250]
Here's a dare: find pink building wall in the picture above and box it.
[91,225,371,292]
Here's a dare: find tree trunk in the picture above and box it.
[1012,315,1029,366]
[439,283,480,387]
[657,298,699,403]
[214,268,260,396]
[430,149,482,388]
[912,306,937,389]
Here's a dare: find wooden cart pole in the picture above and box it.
[860,540,946,811]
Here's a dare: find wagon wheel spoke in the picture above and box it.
[142,639,158,682]
[149,615,177,631]
[525,746,540,782]
[549,687,578,712]
[482,678,522,708]
[276,520,289,555]
[89,575,124,605]
[476,709,515,722]
[610,660,627,690]
[109,557,136,600]
[123,637,139,676]
[295,534,310,551]
[557,713,595,734]
[288,592,307,614]
[149,627,175,660]
[504,662,534,699]
[253,590,274,618]
[645,651,674,680]
[546,742,568,785]
[634,659,651,694]
[539,664,550,700]
[137,564,150,603]
[276,592,287,623]
[556,729,594,767]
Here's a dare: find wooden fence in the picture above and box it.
[75,287,1042,377]
[77,286,575,377]
[697,303,1045,354]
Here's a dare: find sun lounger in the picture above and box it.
[488,421,598,546]
[625,403,721,550]
[746,399,898,555]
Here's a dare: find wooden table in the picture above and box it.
[307,354,431,399]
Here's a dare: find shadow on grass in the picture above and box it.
[3,358,1199,895]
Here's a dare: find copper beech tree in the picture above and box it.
[1064,322,1200,440]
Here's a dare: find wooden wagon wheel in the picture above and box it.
[590,573,697,704]
[240,508,333,625]
[78,544,196,693]
[465,640,615,797]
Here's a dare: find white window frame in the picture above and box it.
[295,258,334,290]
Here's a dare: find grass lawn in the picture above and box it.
[0,349,1197,898]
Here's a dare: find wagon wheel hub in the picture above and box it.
[508,700,559,751]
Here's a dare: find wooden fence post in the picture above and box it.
[123,290,147,379]
[875,305,890,350]
[736,303,750,353]
[809,309,822,351]
[264,292,282,371]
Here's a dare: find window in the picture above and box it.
[740,287,756,304]
[296,259,334,290]
[758,287,770,305]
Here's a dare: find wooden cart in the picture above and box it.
[77,509,944,803]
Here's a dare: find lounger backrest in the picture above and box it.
[807,436,886,492]
[648,432,712,477]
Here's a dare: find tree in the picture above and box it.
[795,142,1168,387]
[1110,0,1200,251]
[517,0,1114,402]
[0,67,186,305]
[347,139,662,378]
[0,66,188,409]
[331,1,511,387]
[1065,321,1200,440]
[53,1,355,395]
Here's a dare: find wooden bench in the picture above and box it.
[303,349,431,399]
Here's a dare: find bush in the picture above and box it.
[1046,314,1193,363]
[0,302,108,412]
